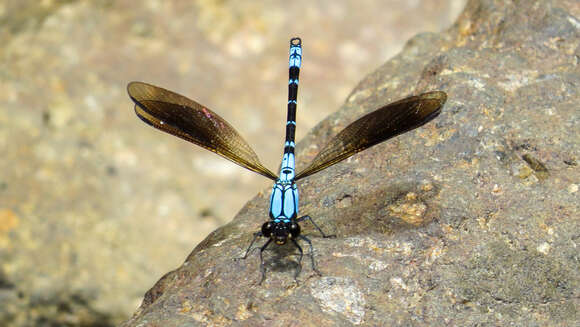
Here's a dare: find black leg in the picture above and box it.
[239,231,262,260]
[297,215,336,238]
[291,239,304,281]
[299,235,322,276]
[258,238,272,284]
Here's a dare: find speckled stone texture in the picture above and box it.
[122,0,579,326]
[0,1,463,326]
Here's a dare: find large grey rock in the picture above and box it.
[122,0,580,326]
[0,1,462,326]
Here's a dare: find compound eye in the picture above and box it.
[289,222,300,238]
[261,222,273,237]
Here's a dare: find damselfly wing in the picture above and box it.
[127,84,445,183]
[128,82,278,181]
[295,91,446,180]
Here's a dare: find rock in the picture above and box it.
[122,0,580,325]
[0,1,462,326]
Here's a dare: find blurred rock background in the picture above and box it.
[0,0,464,325]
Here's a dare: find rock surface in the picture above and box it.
[122,0,580,326]
[0,1,463,326]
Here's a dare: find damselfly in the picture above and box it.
[127,37,446,283]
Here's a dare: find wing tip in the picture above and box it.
[127,81,159,100]
[423,90,447,105]
[127,81,142,94]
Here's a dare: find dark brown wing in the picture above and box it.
[294,91,446,181]
[128,81,278,181]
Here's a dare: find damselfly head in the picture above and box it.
[261,221,301,245]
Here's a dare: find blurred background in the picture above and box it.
[0,0,465,325]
